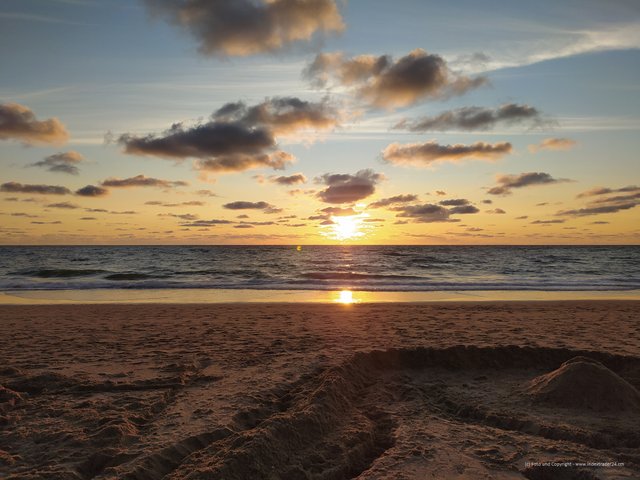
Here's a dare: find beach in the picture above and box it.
[1,300,639,479]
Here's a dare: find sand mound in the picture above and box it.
[526,357,640,412]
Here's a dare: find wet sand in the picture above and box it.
[1,301,639,479]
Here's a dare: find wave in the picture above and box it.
[301,272,424,281]
[11,268,107,278]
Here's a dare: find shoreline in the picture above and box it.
[1,288,640,305]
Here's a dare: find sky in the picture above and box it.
[0,0,639,245]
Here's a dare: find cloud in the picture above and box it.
[367,194,418,208]
[576,185,639,198]
[390,204,454,223]
[438,198,470,207]
[320,206,357,216]
[316,169,385,204]
[304,48,487,109]
[213,97,340,136]
[450,205,480,214]
[557,190,640,217]
[486,208,506,214]
[222,201,280,214]
[395,103,546,132]
[383,141,512,167]
[0,182,71,195]
[390,199,480,223]
[101,175,188,188]
[529,137,577,153]
[28,151,84,175]
[75,185,108,197]
[119,97,338,174]
[268,173,308,185]
[46,202,79,209]
[143,0,344,57]
[488,172,571,195]
[0,103,69,145]
[531,219,565,224]
[180,219,234,227]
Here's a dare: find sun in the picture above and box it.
[332,216,361,240]
[322,214,371,241]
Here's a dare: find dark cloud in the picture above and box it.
[304,49,487,109]
[390,203,454,223]
[222,201,277,212]
[28,151,84,175]
[439,198,469,207]
[449,205,480,214]
[488,172,570,195]
[529,137,576,153]
[269,173,308,185]
[180,219,234,227]
[390,198,480,223]
[531,219,565,224]
[119,97,340,175]
[515,215,528,220]
[486,208,506,214]
[213,97,339,135]
[75,185,109,197]
[316,169,384,204]
[0,103,69,145]
[234,224,254,229]
[147,200,206,207]
[46,202,79,209]
[120,123,274,160]
[0,182,71,195]
[101,175,188,188]
[383,141,512,167]
[367,194,418,208]
[557,191,640,217]
[197,151,294,173]
[576,185,639,198]
[395,104,545,132]
[143,0,344,57]
[482,199,493,204]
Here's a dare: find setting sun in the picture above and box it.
[337,290,355,304]
[322,214,372,241]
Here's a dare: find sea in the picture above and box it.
[0,245,638,292]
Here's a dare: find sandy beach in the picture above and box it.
[1,301,639,479]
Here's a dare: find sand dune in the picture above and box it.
[1,301,639,479]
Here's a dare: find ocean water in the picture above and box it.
[0,245,639,292]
